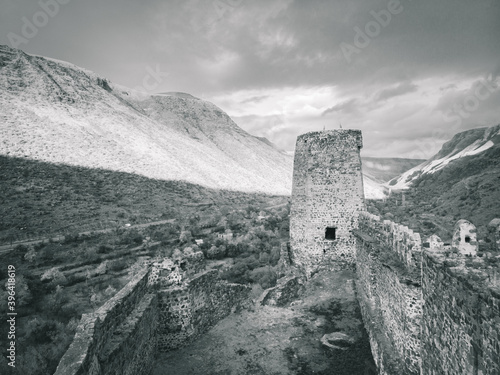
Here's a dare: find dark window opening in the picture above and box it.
[325,227,336,241]
[465,236,471,243]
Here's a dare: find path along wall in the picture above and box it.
[355,212,500,375]
[55,254,251,375]
[354,212,423,375]
[54,268,157,375]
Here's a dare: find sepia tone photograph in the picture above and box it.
[0,0,499,374]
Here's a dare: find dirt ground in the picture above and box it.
[152,269,377,375]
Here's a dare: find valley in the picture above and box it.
[0,43,499,375]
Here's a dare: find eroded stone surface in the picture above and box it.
[55,253,250,375]
[289,130,365,277]
[488,218,500,251]
[355,212,500,375]
[452,219,478,256]
[425,234,444,250]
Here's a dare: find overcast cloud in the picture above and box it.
[1,0,499,157]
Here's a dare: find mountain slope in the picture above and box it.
[410,128,500,234]
[0,45,292,195]
[0,45,423,200]
[360,157,425,200]
[389,125,500,189]
[375,124,500,237]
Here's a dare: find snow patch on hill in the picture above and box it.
[388,126,500,190]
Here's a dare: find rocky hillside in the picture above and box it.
[0,45,423,200]
[0,45,292,195]
[389,125,500,189]
[374,124,500,237]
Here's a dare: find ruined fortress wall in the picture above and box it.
[56,260,252,375]
[54,268,157,375]
[157,269,251,351]
[290,130,365,276]
[355,212,422,375]
[355,212,500,375]
[421,253,500,375]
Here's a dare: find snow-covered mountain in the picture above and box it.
[361,157,425,199]
[0,45,292,195]
[388,125,500,189]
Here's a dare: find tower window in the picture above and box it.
[325,227,336,240]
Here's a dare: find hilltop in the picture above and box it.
[389,125,500,190]
[0,45,292,195]
[371,124,500,239]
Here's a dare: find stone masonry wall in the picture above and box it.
[422,252,500,375]
[355,212,500,375]
[157,269,251,351]
[290,130,365,276]
[355,212,422,375]
[54,268,156,375]
[56,258,252,375]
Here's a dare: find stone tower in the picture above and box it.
[289,130,365,276]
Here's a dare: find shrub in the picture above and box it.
[109,259,127,271]
[179,230,192,244]
[63,233,80,244]
[207,245,226,259]
[41,268,67,285]
[120,229,143,246]
[97,244,113,254]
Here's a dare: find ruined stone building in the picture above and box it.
[288,128,500,375]
[54,128,500,375]
[289,130,365,276]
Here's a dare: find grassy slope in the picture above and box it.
[368,144,500,241]
[0,155,289,374]
[412,143,500,235]
[0,155,286,243]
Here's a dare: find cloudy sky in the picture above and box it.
[1,0,499,157]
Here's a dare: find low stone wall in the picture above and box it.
[98,294,158,375]
[422,252,500,375]
[54,268,156,375]
[56,252,253,374]
[157,269,251,351]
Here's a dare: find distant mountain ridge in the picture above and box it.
[0,45,292,195]
[383,124,500,235]
[362,157,425,183]
[389,125,500,189]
